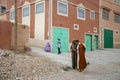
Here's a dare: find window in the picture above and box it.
[114,13,120,23]
[57,1,68,16]
[0,6,6,14]
[90,10,95,19]
[36,2,44,14]
[23,6,29,17]
[77,7,85,20]
[114,0,120,4]
[102,8,110,20]
[10,11,14,20]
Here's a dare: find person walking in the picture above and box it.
[70,40,79,69]
[57,38,61,54]
[77,41,87,72]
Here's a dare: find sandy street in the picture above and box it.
[0,48,120,80]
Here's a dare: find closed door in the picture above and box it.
[85,34,92,51]
[52,27,69,53]
[94,35,98,50]
[104,29,113,48]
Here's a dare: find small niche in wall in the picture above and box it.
[93,27,97,33]
[115,30,119,35]
[73,24,79,30]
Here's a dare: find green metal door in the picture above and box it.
[52,28,61,53]
[94,35,98,50]
[104,29,113,48]
[85,34,92,51]
[52,27,69,53]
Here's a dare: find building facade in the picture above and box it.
[99,0,120,48]
[6,0,99,53]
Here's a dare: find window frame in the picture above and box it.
[35,1,44,14]
[102,8,110,21]
[114,13,120,23]
[77,7,86,20]
[22,5,30,17]
[10,10,14,20]
[57,1,68,17]
[90,10,95,20]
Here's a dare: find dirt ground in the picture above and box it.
[0,48,120,80]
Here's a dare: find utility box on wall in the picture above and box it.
[0,20,30,51]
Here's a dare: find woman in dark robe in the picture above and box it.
[77,42,87,72]
[70,40,79,69]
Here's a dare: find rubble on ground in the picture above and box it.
[0,49,64,80]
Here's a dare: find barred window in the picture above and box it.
[114,13,120,23]
[102,8,110,20]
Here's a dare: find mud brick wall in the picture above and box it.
[0,20,13,49]
[0,20,29,50]
[11,24,30,50]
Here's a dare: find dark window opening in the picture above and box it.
[0,6,6,14]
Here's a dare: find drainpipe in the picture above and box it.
[14,0,18,53]
[99,0,101,49]
[99,0,103,49]
[48,0,53,52]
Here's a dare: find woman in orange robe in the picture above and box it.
[77,42,87,72]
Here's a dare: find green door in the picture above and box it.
[94,35,98,50]
[52,28,61,53]
[104,29,113,48]
[52,27,69,53]
[85,34,92,51]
